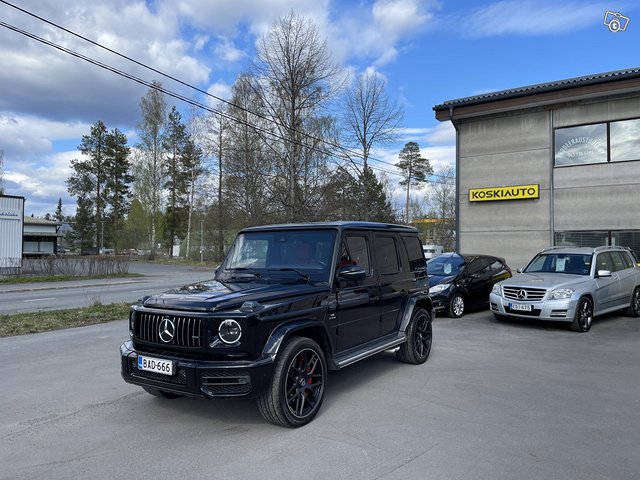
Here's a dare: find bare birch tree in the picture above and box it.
[252,11,343,221]
[135,82,167,259]
[340,70,403,220]
[428,166,457,251]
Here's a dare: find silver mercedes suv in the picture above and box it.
[490,246,640,332]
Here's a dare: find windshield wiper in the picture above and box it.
[268,268,311,284]
[220,267,264,283]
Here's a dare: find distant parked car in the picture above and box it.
[490,246,640,332]
[423,244,444,259]
[428,253,512,317]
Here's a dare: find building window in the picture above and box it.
[610,118,640,162]
[555,117,640,166]
[554,230,640,259]
[554,124,607,166]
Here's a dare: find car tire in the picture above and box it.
[448,293,465,318]
[626,287,640,317]
[569,297,593,332]
[142,386,182,399]
[257,337,327,428]
[396,308,432,364]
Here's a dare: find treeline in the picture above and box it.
[63,12,438,261]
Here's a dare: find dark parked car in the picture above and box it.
[428,253,512,317]
[121,222,434,427]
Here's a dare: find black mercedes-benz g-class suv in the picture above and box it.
[121,222,433,427]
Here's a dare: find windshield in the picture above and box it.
[524,253,592,275]
[427,255,465,276]
[217,229,337,284]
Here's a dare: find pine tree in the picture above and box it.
[54,198,64,222]
[396,142,432,223]
[105,128,133,249]
[67,120,109,250]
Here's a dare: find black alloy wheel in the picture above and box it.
[570,297,593,332]
[257,337,327,428]
[397,307,432,364]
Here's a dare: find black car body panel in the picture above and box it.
[428,253,511,316]
[120,222,434,405]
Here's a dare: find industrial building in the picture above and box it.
[0,195,25,274]
[434,67,640,267]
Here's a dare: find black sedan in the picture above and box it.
[427,253,512,318]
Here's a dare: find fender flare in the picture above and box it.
[399,293,434,332]
[261,318,330,360]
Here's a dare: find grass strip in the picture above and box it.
[0,302,132,337]
[0,273,143,285]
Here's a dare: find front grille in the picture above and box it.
[503,286,547,301]
[134,312,204,348]
[129,358,187,385]
[201,369,252,395]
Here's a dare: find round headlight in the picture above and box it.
[218,319,242,344]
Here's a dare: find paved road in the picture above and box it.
[1,309,639,480]
[0,262,215,314]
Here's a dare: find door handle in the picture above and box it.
[369,295,380,303]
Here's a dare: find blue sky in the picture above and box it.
[1,0,639,217]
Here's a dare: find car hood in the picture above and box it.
[428,274,457,287]
[499,272,590,290]
[139,279,328,312]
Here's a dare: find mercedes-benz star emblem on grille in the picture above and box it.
[517,289,527,300]
[159,317,176,343]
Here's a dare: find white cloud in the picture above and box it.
[425,122,456,145]
[458,1,609,37]
[172,0,329,35]
[206,81,233,105]
[214,36,247,63]
[327,0,436,66]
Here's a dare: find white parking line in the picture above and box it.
[24,297,56,302]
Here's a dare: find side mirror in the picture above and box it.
[516,268,524,273]
[337,264,366,282]
[596,269,612,278]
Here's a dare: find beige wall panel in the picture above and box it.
[458,111,550,158]
[460,193,551,232]
[459,231,551,270]
[553,184,640,231]
[554,161,640,189]
[459,149,551,192]
[554,95,640,127]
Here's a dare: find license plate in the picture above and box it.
[509,303,533,312]
[137,355,174,376]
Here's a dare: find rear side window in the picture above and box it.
[375,236,400,275]
[609,251,631,271]
[401,235,426,272]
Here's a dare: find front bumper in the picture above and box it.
[489,293,578,322]
[430,292,450,312]
[120,341,275,399]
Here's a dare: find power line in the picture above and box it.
[0,4,455,184]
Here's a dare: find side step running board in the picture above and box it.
[334,334,406,369]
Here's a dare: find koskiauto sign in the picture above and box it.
[469,184,539,202]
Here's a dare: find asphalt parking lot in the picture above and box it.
[1,309,639,480]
